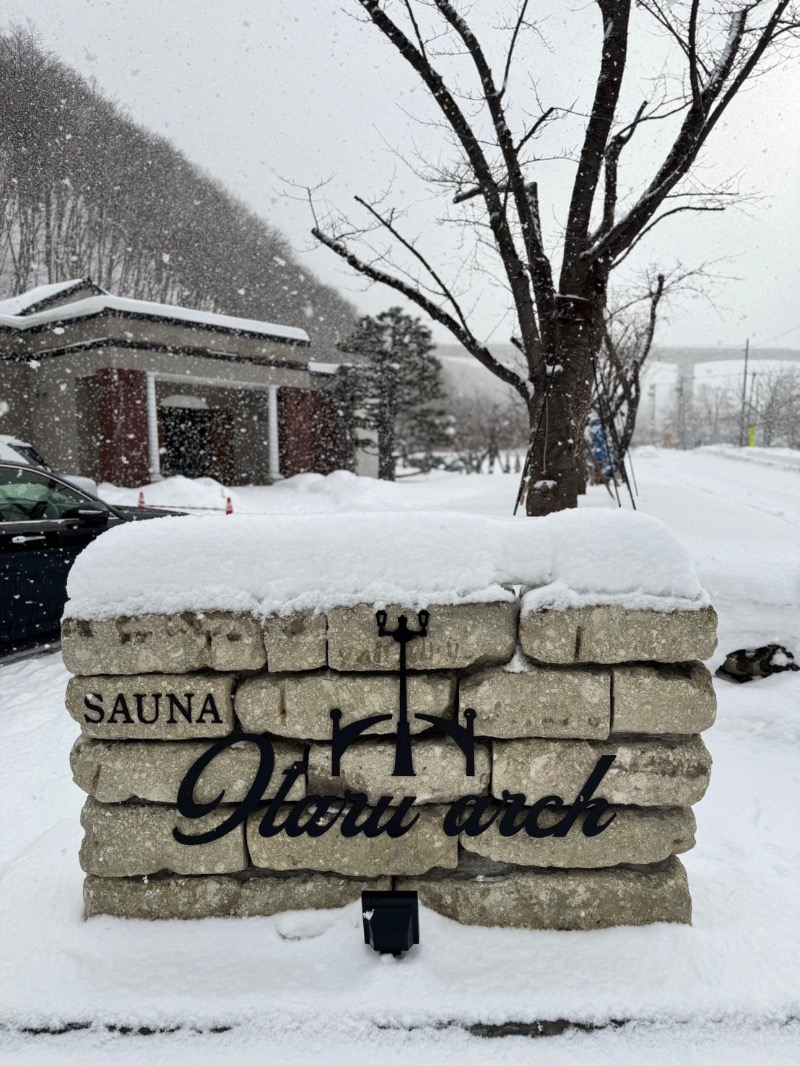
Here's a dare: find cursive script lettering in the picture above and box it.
[172,734,616,846]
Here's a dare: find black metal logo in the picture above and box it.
[171,609,617,847]
[331,611,476,778]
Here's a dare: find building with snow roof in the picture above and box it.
[0,279,345,485]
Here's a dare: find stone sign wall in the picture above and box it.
[63,598,717,929]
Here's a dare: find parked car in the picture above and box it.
[0,461,184,655]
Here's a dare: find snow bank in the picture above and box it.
[64,508,709,621]
[99,475,240,513]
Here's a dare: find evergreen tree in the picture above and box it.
[336,308,450,480]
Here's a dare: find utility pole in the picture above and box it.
[747,371,758,446]
[738,338,750,447]
[675,377,685,449]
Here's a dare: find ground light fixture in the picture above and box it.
[362,890,420,956]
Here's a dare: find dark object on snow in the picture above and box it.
[717,644,800,683]
[362,890,419,956]
[0,460,185,657]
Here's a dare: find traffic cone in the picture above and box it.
[138,491,145,509]
[225,496,233,515]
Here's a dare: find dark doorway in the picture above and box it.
[162,406,213,478]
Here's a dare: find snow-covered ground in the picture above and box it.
[2,447,799,1063]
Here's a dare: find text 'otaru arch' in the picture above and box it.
[171,732,618,845]
[170,610,619,847]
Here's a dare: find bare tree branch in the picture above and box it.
[593,1,795,264]
[688,0,703,103]
[500,0,532,96]
[562,0,631,273]
[312,225,529,399]
[599,100,647,237]
[430,0,555,357]
[353,194,473,335]
[357,0,546,372]
[612,203,726,266]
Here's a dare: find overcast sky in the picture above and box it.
[5,0,800,350]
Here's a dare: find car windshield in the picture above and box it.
[0,467,91,522]
[8,443,51,469]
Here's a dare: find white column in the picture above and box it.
[268,385,282,481]
[146,373,161,481]
[354,408,379,478]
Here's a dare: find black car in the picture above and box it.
[0,461,184,655]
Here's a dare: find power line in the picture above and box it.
[757,320,800,346]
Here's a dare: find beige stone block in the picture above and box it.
[461,805,695,867]
[70,737,305,804]
[66,673,235,740]
[398,853,691,929]
[79,798,247,877]
[83,871,391,920]
[308,739,490,805]
[263,612,327,672]
[492,736,712,807]
[326,601,517,672]
[462,664,610,739]
[235,872,390,918]
[247,803,456,877]
[85,873,240,919]
[63,616,207,675]
[612,661,717,735]
[62,612,266,675]
[236,670,456,739]
[519,604,718,665]
[201,611,267,671]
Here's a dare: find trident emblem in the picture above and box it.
[330,610,476,778]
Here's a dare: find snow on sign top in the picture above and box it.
[64,509,709,621]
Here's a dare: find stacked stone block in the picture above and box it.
[63,598,717,929]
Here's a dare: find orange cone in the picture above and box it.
[138,491,145,509]
[225,496,233,515]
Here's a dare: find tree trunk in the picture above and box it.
[377,397,397,481]
[524,293,602,517]
[378,427,396,480]
[377,367,399,481]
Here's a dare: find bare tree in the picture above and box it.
[311,1,800,515]
[684,380,739,445]
[594,264,715,472]
[751,365,800,446]
[446,393,528,474]
[593,274,665,474]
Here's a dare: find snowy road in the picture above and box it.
[1,449,798,1063]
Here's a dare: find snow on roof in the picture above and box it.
[0,278,101,316]
[65,508,709,621]
[0,293,309,344]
